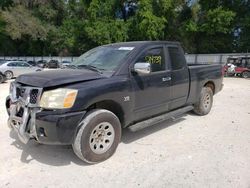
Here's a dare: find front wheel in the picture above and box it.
[193,87,213,116]
[4,71,13,79]
[72,109,121,164]
[242,71,250,78]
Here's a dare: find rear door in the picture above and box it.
[131,45,172,121]
[167,46,189,110]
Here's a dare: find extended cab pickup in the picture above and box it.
[6,41,223,163]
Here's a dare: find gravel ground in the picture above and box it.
[0,78,250,188]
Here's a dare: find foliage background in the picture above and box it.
[0,0,249,56]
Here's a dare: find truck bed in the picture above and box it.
[186,63,223,105]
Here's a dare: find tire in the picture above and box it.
[227,73,235,77]
[72,109,121,164]
[242,71,250,78]
[4,71,13,79]
[193,87,213,116]
[0,74,4,83]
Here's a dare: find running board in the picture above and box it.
[128,105,194,132]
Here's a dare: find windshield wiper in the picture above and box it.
[77,65,104,74]
[65,64,105,74]
[65,65,78,69]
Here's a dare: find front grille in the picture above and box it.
[11,82,42,106]
[30,89,39,104]
[16,87,26,99]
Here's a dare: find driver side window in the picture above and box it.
[136,47,165,72]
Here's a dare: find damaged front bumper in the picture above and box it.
[7,96,86,145]
[6,82,86,145]
[8,101,41,143]
[7,82,43,144]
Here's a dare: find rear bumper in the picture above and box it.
[6,96,86,145]
[214,78,224,94]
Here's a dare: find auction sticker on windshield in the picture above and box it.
[118,47,134,51]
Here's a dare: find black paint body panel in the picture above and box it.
[35,111,86,144]
[16,69,105,87]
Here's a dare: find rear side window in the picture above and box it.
[7,62,17,67]
[136,47,165,72]
[17,62,30,67]
[168,47,185,70]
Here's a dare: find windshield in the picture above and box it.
[72,46,133,72]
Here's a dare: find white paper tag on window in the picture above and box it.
[118,47,134,51]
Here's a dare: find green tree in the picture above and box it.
[128,1,166,40]
[2,5,47,40]
[0,0,249,56]
[0,0,13,10]
[180,2,235,53]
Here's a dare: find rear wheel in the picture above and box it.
[242,71,250,78]
[4,71,13,79]
[0,74,4,83]
[72,109,121,164]
[193,87,213,116]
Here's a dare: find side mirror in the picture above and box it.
[133,62,151,75]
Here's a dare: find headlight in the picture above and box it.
[40,88,78,109]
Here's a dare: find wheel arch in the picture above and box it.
[86,100,125,127]
[204,81,215,94]
[4,70,13,74]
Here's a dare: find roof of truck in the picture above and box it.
[103,41,180,48]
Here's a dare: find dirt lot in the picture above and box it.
[0,78,250,188]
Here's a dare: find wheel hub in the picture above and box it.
[203,94,211,109]
[89,122,115,154]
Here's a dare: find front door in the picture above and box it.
[131,46,172,121]
[15,61,32,76]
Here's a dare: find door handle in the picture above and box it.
[162,77,171,82]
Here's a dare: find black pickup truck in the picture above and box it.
[6,41,223,163]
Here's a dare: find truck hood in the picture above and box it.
[16,69,105,87]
